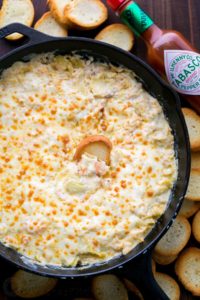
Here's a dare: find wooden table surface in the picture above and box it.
[0,0,200,300]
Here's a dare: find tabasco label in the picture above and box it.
[164,50,200,95]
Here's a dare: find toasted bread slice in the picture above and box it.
[92,275,128,300]
[182,108,200,151]
[154,272,180,300]
[179,198,200,218]
[11,270,58,298]
[154,216,191,257]
[191,152,200,169]
[95,24,134,51]
[152,251,177,265]
[64,0,108,30]
[185,169,200,201]
[0,0,34,40]
[192,210,200,242]
[48,0,73,25]
[123,278,144,300]
[175,247,200,296]
[34,12,68,37]
[74,135,112,164]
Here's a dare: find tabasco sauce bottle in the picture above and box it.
[107,0,200,113]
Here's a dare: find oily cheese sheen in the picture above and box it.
[0,54,177,266]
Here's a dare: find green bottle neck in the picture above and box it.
[119,1,156,37]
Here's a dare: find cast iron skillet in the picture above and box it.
[0,23,190,300]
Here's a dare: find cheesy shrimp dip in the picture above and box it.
[0,54,177,266]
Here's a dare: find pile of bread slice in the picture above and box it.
[0,0,134,51]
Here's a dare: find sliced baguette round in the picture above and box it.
[11,270,58,298]
[185,169,200,201]
[154,272,180,300]
[92,274,128,300]
[0,0,34,40]
[175,247,200,296]
[74,135,112,164]
[179,198,200,218]
[192,210,200,242]
[152,251,177,266]
[95,23,134,51]
[48,0,73,25]
[182,107,200,151]
[154,216,191,257]
[64,0,108,30]
[191,151,200,169]
[34,12,68,37]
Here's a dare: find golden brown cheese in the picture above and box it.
[0,54,177,266]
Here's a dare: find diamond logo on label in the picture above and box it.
[164,50,200,95]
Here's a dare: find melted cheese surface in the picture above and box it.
[0,54,177,266]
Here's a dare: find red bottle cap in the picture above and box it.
[106,0,125,11]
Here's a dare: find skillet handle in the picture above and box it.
[116,249,170,300]
[0,23,57,44]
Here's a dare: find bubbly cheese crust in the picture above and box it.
[0,54,177,266]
